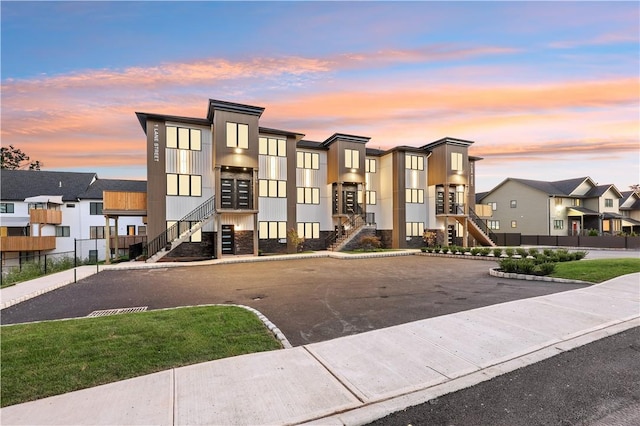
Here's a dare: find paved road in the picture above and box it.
[367,326,640,426]
[0,256,589,346]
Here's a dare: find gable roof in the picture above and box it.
[79,178,147,200]
[486,177,594,197]
[620,191,640,211]
[584,184,623,199]
[0,170,97,202]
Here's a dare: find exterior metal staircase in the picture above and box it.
[326,213,372,251]
[460,207,497,247]
[144,196,216,262]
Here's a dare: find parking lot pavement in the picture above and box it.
[0,255,590,346]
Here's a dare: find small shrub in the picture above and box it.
[359,235,382,251]
[505,248,515,257]
[556,249,571,262]
[480,248,491,256]
[543,249,554,257]
[588,229,599,236]
[499,258,518,273]
[515,248,527,257]
[573,250,588,260]
[470,248,481,256]
[533,262,556,276]
[492,248,503,257]
[528,248,539,257]
[518,259,536,274]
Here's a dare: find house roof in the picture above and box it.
[485,176,596,198]
[620,191,640,211]
[584,184,623,198]
[0,170,97,202]
[79,179,147,200]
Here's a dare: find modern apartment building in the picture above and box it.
[477,176,637,236]
[0,170,146,269]
[136,98,493,261]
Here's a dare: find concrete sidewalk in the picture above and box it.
[2,272,638,425]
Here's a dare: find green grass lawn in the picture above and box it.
[551,258,640,283]
[1,306,281,407]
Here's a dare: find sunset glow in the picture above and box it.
[2,1,638,191]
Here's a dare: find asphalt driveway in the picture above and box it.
[0,256,589,346]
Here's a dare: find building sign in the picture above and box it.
[153,124,160,162]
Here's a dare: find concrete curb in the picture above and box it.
[489,267,592,285]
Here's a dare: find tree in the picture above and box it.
[0,145,42,170]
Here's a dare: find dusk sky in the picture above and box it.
[2,1,638,192]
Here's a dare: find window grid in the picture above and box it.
[297,187,320,204]
[451,152,463,171]
[259,180,287,198]
[297,222,320,239]
[488,220,500,230]
[55,226,70,237]
[0,203,15,213]
[259,221,287,239]
[345,149,359,169]
[167,174,202,197]
[226,122,249,149]
[166,126,202,151]
[259,137,287,157]
[366,190,377,205]
[406,154,424,171]
[90,226,116,239]
[297,151,319,169]
[605,199,613,208]
[406,188,424,203]
[366,158,377,173]
[406,222,424,237]
[554,220,564,230]
[511,220,517,228]
[510,200,517,208]
[90,202,103,215]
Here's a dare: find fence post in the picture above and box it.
[74,238,77,283]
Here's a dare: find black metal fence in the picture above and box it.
[491,233,640,249]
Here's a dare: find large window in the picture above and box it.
[366,158,377,173]
[167,174,202,196]
[259,137,286,157]
[0,203,14,213]
[488,220,500,230]
[166,126,201,151]
[406,222,424,237]
[259,221,286,239]
[297,222,320,239]
[406,188,424,203]
[406,154,424,171]
[605,198,613,208]
[90,226,116,239]
[259,180,287,198]
[226,122,249,149]
[55,226,70,237]
[553,220,564,230]
[345,149,359,169]
[297,152,319,169]
[366,190,377,205]
[297,187,320,204]
[451,152,463,172]
[90,202,103,215]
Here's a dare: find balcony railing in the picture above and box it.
[0,236,56,252]
[29,209,62,224]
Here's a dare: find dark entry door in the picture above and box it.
[221,225,234,254]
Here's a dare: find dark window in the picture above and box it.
[0,203,15,213]
[55,226,70,237]
[90,202,103,215]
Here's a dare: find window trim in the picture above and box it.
[345,149,360,169]
[366,158,377,173]
[167,174,202,196]
[297,222,320,239]
[259,179,287,198]
[297,187,320,204]
[406,188,424,204]
[259,137,287,157]
[297,151,320,169]
[226,122,249,149]
[0,203,15,214]
[406,154,424,171]
[259,221,287,239]
[166,126,202,151]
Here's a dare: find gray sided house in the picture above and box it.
[478,176,626,236]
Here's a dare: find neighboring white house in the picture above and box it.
[0,170,146,270]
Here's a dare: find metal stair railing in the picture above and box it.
[468,206,497,244]
[326,211,367,251]
[144,196,216,259]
